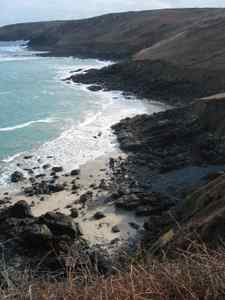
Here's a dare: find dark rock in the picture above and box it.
[110,238,120,245]
[129,222,140,230]
[115,194,140,210]
[88,85,102,92]
[135,207,154,217]
[8,200,33,219]
[24,155,33,160]
[10,171,25,183]
[52,166,63,173]
[24,168,34,175]
[70,169,80,176]
[93,211,106,220]
[70,208,79,218]
[73,68,83,73]
[79,191,93,205]
[112,225,120,233]
[22,223,53,248]
[48,184,64,193]
[205,171,225,182]
[0,200,32,219]
[71,184,79,191]
[35,173,46,179]
[40,212,81,239]
[43,164,51,169]
[99,179,108,190]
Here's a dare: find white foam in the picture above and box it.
[0,118,55,132]
[2,152,24,163]
[0,54,167,186]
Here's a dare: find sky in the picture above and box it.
[1,0,225,25]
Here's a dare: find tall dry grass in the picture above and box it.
[1,244,225,300]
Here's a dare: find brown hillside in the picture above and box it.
[135,14,225,70]
[1,9,225,60]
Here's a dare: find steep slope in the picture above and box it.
[0,8,225,59]
[135,14,225,71]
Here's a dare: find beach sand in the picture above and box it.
[0,150,145,249]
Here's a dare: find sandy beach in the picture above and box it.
[0,149,145,249]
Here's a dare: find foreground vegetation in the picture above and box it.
[1,243,225,300]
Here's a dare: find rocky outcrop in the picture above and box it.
[10,171,25,183]
[109,97,225,251]
[24,181,65,196]
[113,105,225,173]
[193,93,225,136]
[70,60,225,104]
[147,173,225,254]
[0,201,83,274]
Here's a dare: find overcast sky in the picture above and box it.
[1,0,225,25]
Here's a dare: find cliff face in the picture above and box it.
[1,8,225,61]
[193,94,225,136]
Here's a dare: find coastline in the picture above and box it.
[0,59,167,250]
[1,36,225,286]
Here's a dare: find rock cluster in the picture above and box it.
[0,201,82,274]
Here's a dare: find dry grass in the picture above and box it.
[1,244,225,300]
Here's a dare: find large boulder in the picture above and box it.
[21,223,53,248]
[8,200,32,219]
[0,200,32,220]
[39,212,81,239]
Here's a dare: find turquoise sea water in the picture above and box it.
[0,41,165,184]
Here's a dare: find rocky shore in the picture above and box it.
[1,92,225,284]
[68,60,225,105]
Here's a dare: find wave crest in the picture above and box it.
[0,119,55,132]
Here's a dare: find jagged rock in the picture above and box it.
[24,181,64,196]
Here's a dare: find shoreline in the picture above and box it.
[0,54,158,186]
[0,149,146,252]
[2,43,225,282]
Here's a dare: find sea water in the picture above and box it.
[0,41,165,185]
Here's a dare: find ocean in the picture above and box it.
[0,41,164,185]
